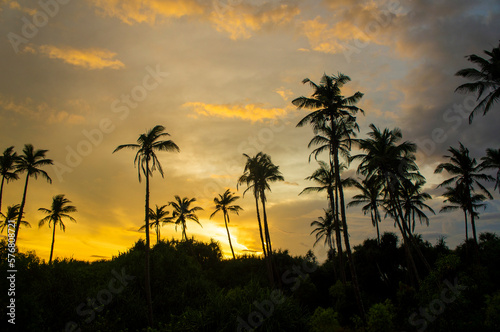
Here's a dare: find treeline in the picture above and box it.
[1,232,500,331]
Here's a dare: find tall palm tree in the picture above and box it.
[38,195,77,264]
[113,125,179,326]
[139,204,172,244]
[354,124,429,286]
[440,184,486,242]
[210,189,242,259]
[293,73,365,318]
[14,144,53,243]
[455,41,500,123]
[480,148,500,193]
[347,176,384,244]
[0,204,30,233]
[0,146,19,213]
[300,160,346,282]
[435,143,493,246]
[170,196,203,241]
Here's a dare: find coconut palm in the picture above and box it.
[210,189,242,259]
[293,73,365,317]
[347,176,384,244]
[0,146,19,213]
[38,195,77,264]
[0,204,30,233]
[399,180,435,236]
[113,125,179,326]
[310,209,339,261]
[139,204,172,244]
[455,41,500,123]
[435,143,493,246]
[440,184,486,242]
[170,196,203,241]
[480,148,500,193]
[354,124,429,285]
[14,144,53,242]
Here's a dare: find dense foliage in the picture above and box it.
[2,232,500,331]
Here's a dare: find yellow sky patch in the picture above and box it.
[37,45,124,70]
[184,102,287,122]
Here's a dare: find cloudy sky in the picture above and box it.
[1,0,499,262]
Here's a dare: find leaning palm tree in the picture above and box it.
[435,143,493,246]
[113,125,179,326]
[440,184,486,242]
[0,146,19,213]
[480,148,500,193]
[210,189,242,259]
[170,196,203,241]
[347,176,384,244]
[455,41,500,123]
[38,195,77,264]
[139,204,172,244]
[14,144,53,243]
[0,204,30,233]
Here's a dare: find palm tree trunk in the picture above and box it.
[254,193,267,259]
[463,209,468,241]
[333,144,365,320]
[372,210,380,245]
[0,175,5,213]
[260,195,273,257]
[157,225,160,244]
[330,186,346,284]
[14,174,29,243]
[49,221,56,264]
[144,162,153,327]
[224,213,236,259]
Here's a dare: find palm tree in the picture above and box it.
[139,204,172,244]
[398,180,435,236]
[14,144,53,243]
[310,209,339,252]
[113,125,179,326]
[38,195,77,264]
[480,148,500,193]
[354,124,429,286]
[293,73,365,317]
[300,160,346,282]
[0,204,30,233]
[210,189,242,259]
[170,196,203,241]
[455,41,500,123]
[435,143,493,246]
[440,184,486,242]
[347,176,384,244]
[0,146,19,213]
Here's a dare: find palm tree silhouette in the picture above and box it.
[0,204,30,233]
[293,73,365,317]
[170,196,203,241]
[440,184,486,242]
[139,204,172,244]
[480,148,500,193]
[355,124,429,285]
[455,41,500,123]
[0,146,19,214]
[398,180,435,236]
[348,176,384,244]
[38,195,77,264]
[113,125,179,326]
[435,143,493,246]
[210,189,242,259]
[14,144,53,243]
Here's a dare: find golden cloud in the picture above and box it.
[38,45,124,70]
[209,3,300,40]
[184,102,287,122]
[90,0,204,24]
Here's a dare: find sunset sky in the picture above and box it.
[1,0,499,262]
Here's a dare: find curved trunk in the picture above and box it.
[254,192,267,259]
[49,220,57,264]
[0,175,5,213]
[144,161,153,327]
[14,174,30,243]
[260,194,273,257]
[224,213,236,259]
